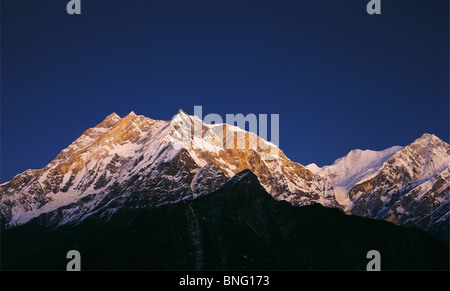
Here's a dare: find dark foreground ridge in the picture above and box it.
[2,170,448,270]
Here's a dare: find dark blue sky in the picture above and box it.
[1,0,449,182]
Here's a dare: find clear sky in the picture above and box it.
[1,0,449,182]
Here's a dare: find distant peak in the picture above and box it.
[419,133,442,142]
[96,112,121,128]
[172,108,197,123]
[107,112,121,120]
[418,133,433,139]
[126,111,137,117]
[118,111,139,123]
[177,108,188,115]
[305,163,321,174]
[412,133,444,146]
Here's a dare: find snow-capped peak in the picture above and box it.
[386,132,450,182]
[305,163,320,174]
[103,112,121,122]
[417,132,438,142]
[315,145,403,210]
[95,113,121,129]
[177,108,188,115]
[316,146,403,179]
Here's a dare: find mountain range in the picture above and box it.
[1,110,449,270]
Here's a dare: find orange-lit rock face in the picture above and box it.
[349,180,375,200]
[167,112,334,206]
[42,112,164,193]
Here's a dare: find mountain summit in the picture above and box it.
[1,111,448,241]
